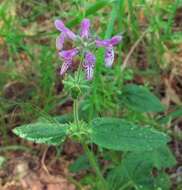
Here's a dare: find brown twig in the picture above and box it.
[41,146,50,175]
[121,29,148,71]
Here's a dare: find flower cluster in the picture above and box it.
[55,18,122,80]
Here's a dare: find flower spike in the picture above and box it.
[55,18,122,80]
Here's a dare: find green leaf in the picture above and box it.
[54,114,73,124]
[158,106,182,124]
[68,0,113,27]
[120,146,175,170]
[107,154,154,190]
[69,154,90,173]
[145,146,176,169]
[107,147,173,190]
[154,172,171,190]
[13,122,68,145]
[122,84,165,112]
[105,1,118,38]
[91,118,170,151]
[0,156,6,168]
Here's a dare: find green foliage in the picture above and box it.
[69,154,90,173]
[144,146,176,169]
[0,156,6,168]
[107,145,175,190]
[154,172,171,190]
[91,117,169,151]
[13,122,68,145]
[158,106,182,124]
[122,84,165,112]
[63,71,89,99]
[68,0,114,27]
[38,47,55,95]
[54,114,74,124]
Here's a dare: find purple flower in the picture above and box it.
[83,52,96,80]
[80,19,90,39]
[55,20,77,40]
[55,18,94,79]
[55,18,122,80]
[96,35,122,67]
[55,20,77,50]
[59,48,78,75]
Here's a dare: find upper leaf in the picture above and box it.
[13,122,68,145]
[122,84,165,112]
[91,117,170,151]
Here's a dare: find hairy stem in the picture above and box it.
[83,144,108,190]
[73,99,79,126]
[73,98,108,189]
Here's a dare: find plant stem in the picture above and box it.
[73,97,108,189]
[83,144,108,190]
[73,99,79,126]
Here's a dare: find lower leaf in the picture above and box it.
[13,122,68,145]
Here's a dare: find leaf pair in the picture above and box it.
[13,117,169,152]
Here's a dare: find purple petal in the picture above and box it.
[95,39,111,47]
[110,35,122,46]
[80,19,90,39]
[60,60,72,75]
[56,33,65,50]
[84,52,96,66]
[96,35,122,47]
[83,52,96,80]
[85,66,94,80]
[55,19,76,40]
[59,49,78,75]
[55,20,65,32]
[59,48,78,60]
[105,46,114,67]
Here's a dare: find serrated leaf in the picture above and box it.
[13,122,68,145]
[107,154,154,190]
[91,118,170,151]
[107,147,173,190]
[122,84,165,112]
[146,146,176,169]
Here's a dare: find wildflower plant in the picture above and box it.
[13,18,176,190]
